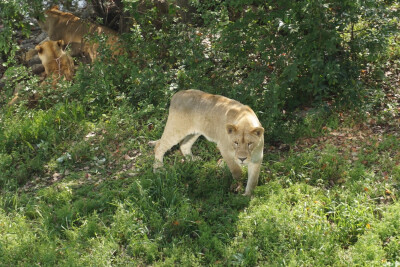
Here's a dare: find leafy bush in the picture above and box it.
[0,102,87,188]
[110,0,397,142]
[0,0,42,65]
[0,1,399,265]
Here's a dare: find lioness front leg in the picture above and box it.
[220,150,243,191]
[244,161,261,196]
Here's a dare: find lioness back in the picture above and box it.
[171,89,243,114]
[37,6,122,61]
[154,89,264,196]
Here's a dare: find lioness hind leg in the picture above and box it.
[153,140,165,171]
[153,120,192,171]
[180,134,200,160]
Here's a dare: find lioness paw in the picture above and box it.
[153,161,164,173]
[230,181,243,193]
[242,191,252,197]
[148,140,158,147]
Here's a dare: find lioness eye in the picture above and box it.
[248,142,253,147]
[234,141,238,146]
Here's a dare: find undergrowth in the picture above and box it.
[1,85,399,265]
[0,1,399,265]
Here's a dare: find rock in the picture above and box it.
[20,39,31,45]
[28,55,41,66]
[20,41,35,51]
[39,37,50,44]
[35,32,48,43]
[31,64,44,75]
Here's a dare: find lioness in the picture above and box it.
[37,6,122,61]
[153,89,264,196]
[35,40,74,82]
[8,40,73,106]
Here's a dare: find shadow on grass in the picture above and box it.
[4,156,252,265]
[123,160,251,263]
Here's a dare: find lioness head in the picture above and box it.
[35,40,64,66]
[226,123,264,165]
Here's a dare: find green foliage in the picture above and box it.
[1,104,400,265]
[0,0,399,265]
[0,102,88,188]
[116,0,398,141]
[0,0,43,64]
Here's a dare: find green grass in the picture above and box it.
[1,89,399,266]
[1,26,400,265]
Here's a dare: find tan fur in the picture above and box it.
[7,39,72,106]
[37,6,122,61]
[35,40,74,83]
[153,89,264,196]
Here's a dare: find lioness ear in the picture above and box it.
[57,40,64,47]
[35,45,43,53]
[226,124,237,134]
[51,5,59,10]
[251,127,264,137]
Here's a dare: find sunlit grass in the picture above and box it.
[0,94,399,265]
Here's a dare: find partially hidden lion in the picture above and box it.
[8,39,74,106]
[153,89,264,196]
[37,6,122,61]
[35,40,74,83]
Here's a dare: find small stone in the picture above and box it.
[35,32,48,43]
[28,55,41,66]
[31,64,44,75]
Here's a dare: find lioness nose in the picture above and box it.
[239,157,247,163]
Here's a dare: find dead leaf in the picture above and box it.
[85,132,96,140]
[52,173,62,181]
[123,154,133,161]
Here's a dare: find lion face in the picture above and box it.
[226,124,264,165]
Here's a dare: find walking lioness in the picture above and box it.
[153,89,264,196]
